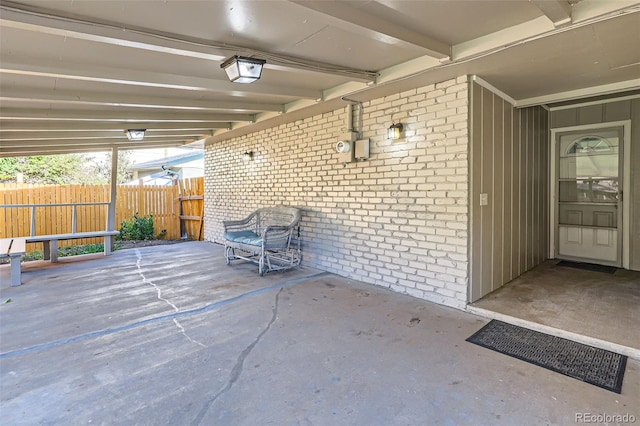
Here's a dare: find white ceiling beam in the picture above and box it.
[452,16,554,60]
[454,1,640,61]
[0,131,209,142]
[0,89,285,113]
[0,4,223,61]
[0,61,321,99]
[0,136,194,148]
[0,1,376,82]
[289,0,450,60]
[1,139,192,149]
[531,0,573,26]
[376,56,443,85]
[1,140,191,157]
[0,109,254,123]
[0,122,230,131]
[515,78,640,108]
[252,80,373,126]
[572,0,640,24]
[321,81,370,103]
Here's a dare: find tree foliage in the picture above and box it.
[0,155,89,184]
[0,151,133,185]
[86,151,133,184]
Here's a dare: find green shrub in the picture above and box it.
[1,242,126,264]
[59,243,105,257]
[0,250,43,264]
[117,213,166,241]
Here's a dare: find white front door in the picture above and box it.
[556,127,623,266]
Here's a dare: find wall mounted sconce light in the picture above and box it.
[243,151,254,162]
[221,55,266,83]
[387,122,403,140]
[126,129,146,141]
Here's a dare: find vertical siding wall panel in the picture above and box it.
[578,104,604,124]
[552,108,577,128]
[492,97,504,291]
[481,88,494,296]
[512,110,521,278]
[532,109,538,267]
[605,100,631,122]
[469,81,549,302]
[470,83,484,302]
[541,109,550,264]
[503,101,513,283]
[520,109,528,273]
[631,99,640,270]
[527,109,532,268]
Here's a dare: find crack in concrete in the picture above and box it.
[1,272,328,360]
[192,288,283,425]
[135,249,207,348]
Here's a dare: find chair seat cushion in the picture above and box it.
[224,230,262,246]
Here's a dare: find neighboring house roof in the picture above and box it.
[128,151,204,172]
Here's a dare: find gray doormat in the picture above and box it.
[557,260,617,274]
[466,320,627,393]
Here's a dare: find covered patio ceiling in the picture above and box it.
[1,0,639,157]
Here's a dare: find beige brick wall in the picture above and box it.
[204,76,469,309]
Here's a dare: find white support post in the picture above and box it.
[71,205,78,233]
[106,147,118,254]
[30,206,36,236]
[50,240,59,263]
[10,255,22,286]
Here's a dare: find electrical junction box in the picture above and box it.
[355,139,370,160]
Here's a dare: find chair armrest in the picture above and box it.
[223,211,258,232]
[262,225,294,249]
[223,219,249,229]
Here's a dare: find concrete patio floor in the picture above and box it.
[1,242,638,425]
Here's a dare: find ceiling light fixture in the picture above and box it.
[387,122,403,140]
[221,55,266,83]
[126,129,146,141]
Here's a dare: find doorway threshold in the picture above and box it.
[466,305,639,360]
[556,260,617,274]
[467,260,640,360]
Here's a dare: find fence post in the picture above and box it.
[137,184,144,216]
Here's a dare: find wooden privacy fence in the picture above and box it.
[117,184,179,239]
[0,177,204,253]
[178,177,205,241]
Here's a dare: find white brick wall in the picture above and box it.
[204,76,469,309]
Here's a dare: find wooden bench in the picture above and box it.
[25,231,120,263]
[0,238,27,287]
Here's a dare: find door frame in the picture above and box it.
[550,120,631,269]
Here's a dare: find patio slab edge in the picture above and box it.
[466,305,640,361]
